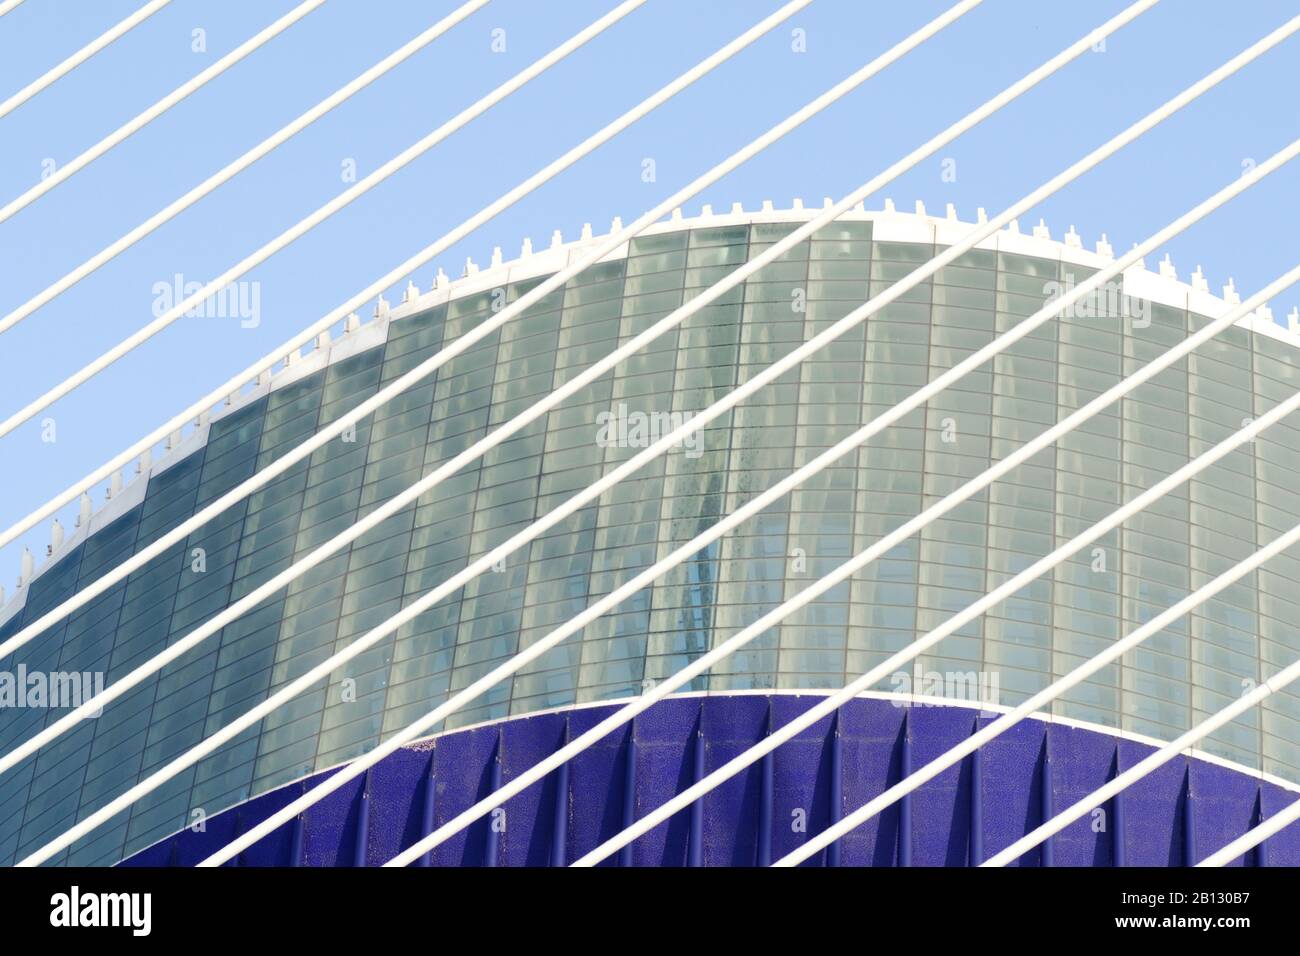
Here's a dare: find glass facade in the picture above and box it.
[2,214,1299,866]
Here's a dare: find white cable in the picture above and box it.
[10,0,854,866]
[0,0,170,119]
[0,0,26,18]
[579,239,1300,864]
[1198,785,1300,867]
[977,528,1300,868]
[0,0,489,341]
[0,0,327,225]
[0,0,818,693]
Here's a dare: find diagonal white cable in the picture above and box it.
[0,0,491,341]
[579,242,1300,864]
[0,0,820,698]
[0,0,837,555]
[0,0,170,119]
[388,27,1300,870]
[986,640,1300,867]
[14,0,983,868]
[1198,783,1300,866]
[0,0,26,18]
[0,3,652,438]
[0,0,327,224]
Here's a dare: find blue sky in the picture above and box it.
[0,0,1296,586]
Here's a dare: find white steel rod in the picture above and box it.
[984,655,1300,867]
[0,0,171,119]
[0,0,824,551]
[0,0,27,18]
[0,0,328,224]
[0,0,820,698]
[584,255,1300,867]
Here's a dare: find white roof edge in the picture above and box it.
[3,202,1296,623]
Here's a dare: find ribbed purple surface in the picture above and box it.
[121,695,1300,867]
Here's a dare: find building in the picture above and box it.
[4,202,1300,866]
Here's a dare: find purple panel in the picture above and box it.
[906,705,976,866]
[1259,782,1300,866]
[977,715,1044,867]
[302,770,366,867]
[364,748,434,865]
[838,698,906,867]
[1189,761,1259,867]
[430,724,499,867]
[699,695,769,866]
[187,783,296,867]
[1119,739,1187,866]
[630,696,698,866]
[1045,723,1116,867]
[769,695,835,866]
[235,775,321,867]
[564,705,627,867]
[499,713,567,867]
